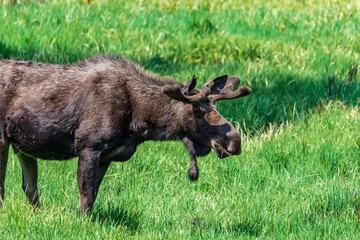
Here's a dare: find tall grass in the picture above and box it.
[0,0,359,238]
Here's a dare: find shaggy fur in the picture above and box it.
[0,56,251,212]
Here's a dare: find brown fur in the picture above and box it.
[0,56,250,213]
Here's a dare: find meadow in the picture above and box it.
[0,0,360,238]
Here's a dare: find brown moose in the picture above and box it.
[0,56,251,213]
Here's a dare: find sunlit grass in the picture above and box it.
[0,0,359,238]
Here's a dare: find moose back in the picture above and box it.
[0,56,251,213]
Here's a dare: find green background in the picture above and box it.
[0,0,359,238]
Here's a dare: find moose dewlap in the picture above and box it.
[0,56,251,213]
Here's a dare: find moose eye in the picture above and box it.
[194,109,202,118]
[194,108,207,118]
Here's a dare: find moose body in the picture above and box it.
[0,56,251,213]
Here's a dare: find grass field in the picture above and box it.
[0,0,360,238]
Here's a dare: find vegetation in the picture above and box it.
[0,0,359,238]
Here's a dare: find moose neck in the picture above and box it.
[130,85,192,142]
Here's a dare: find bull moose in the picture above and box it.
[0,56,251,213]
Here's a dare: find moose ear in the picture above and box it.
[201,75,229,94]
[161,84,206,104]
[182,75,197,95]
[161,84,184,102]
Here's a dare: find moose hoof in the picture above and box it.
[188,166,199,181]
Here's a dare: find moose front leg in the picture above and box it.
[182,137,199,181]
[182,137,211,181]
[77,148,101,214]
[94,161,111,198]
[188,154,199,181]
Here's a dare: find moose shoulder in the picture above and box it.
[0,56,251,213]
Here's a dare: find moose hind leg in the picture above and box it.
[0,137,9,208]
[17,152,40,208]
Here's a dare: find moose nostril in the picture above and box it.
[227,139,241,155]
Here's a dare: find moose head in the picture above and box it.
[161,75,251,180]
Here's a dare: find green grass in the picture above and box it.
[0,0,360,238]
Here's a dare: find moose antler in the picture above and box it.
[161,75,211,104]
[205,76,252,102]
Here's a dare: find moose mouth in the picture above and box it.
[212,142,232,159]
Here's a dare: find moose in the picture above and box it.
[0,56,251,213]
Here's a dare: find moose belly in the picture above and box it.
[101,145,136,162]
[5,112,76,160]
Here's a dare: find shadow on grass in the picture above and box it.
[225,221,262,237]
[0,42,13,59]
[137,54,359,136]
[1,42,358,135]
[0,41,89,64]
[90,203,142,233]
[191,216,263,237]
[218,68,359,135]
[139,55,181,74]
